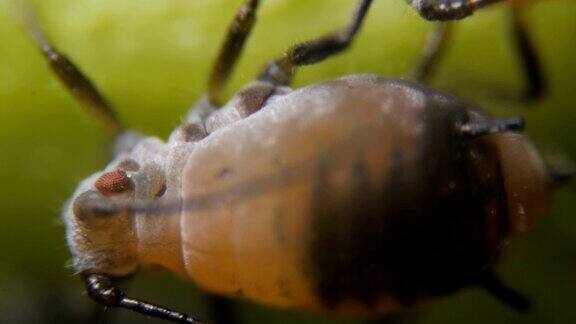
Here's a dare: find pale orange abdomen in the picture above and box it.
[177,77,450,312]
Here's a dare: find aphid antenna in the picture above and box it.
[458,117,525,138]
[84,274,203,324]
[15,0,125,135]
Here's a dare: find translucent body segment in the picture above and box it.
[490,133,550,234]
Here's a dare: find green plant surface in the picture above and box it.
[0,0,574,323]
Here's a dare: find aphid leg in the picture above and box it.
[84,274,204,324]
[208,0,261,106]
[258,0,374,86]
[409,0,505,21]
[548,163,575,189]
[206,294,237,324]
[458,117,525,138]
[477,272,531,311]
[184,0,262,136]
[19,3,123,133]
[203,0,374,124]
[409,22,453,83]
[509,3,546,101]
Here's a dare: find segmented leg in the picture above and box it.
[200,0,374,130]
[84,274,204,324]
[20,4,123,133]
[409,0,505,21]
[409,22,453,82]
[509,4,546,101]
[206,295,237,324]
[477,272,530,311]
[208,0,261,106]
[410,3,545,100]
[178,0,262,140]
[258,0,374,86]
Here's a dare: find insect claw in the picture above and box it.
[458,117,525,138]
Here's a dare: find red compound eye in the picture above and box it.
[95,169,132,195]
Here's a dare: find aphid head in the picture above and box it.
[62,136,168,277]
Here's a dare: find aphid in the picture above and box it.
[408,0,546,100]
[22,0,571,323]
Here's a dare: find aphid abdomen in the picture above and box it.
[175,75,504,312]
[308,105,497,311]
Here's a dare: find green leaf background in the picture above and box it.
[0,0,574,323]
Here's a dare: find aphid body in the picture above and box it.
[23,0,567,322]
[67,74,551,314]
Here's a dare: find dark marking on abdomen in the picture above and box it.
[306,103,509,310]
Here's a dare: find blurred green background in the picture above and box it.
[0,0,575,323]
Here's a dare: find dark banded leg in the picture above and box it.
[477,272,530,311]
[458,117,525,138]
[409,0,504,21]
[84,274,204,324]
[258,0,374,86]
[182,0,262,138]
[19,4,123,133]
[509,4,546,101]
[208,0,261,106]
[409,22,453,82]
